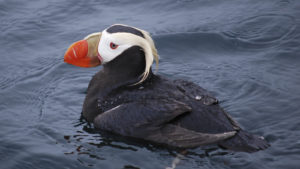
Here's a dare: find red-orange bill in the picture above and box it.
[64,40,101,67]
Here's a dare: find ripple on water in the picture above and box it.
[223,14,296,48]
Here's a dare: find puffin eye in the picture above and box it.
[110,42,118,49]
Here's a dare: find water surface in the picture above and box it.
[1,0,300,168]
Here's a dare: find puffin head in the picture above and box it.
[64,24,159,84]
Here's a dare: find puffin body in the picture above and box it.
[64,24,269,152]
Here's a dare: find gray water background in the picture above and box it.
[0,0,300,168]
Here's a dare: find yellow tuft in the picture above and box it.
[134,28,159,85]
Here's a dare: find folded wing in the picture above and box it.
[94,98,236,148]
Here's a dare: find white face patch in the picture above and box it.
[98,30,132,64]
[97,24,159,84]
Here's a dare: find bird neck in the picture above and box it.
[82,46,153,121]
[100,46,151,87]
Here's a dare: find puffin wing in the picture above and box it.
[174,79,241,130]
[156,124,236,148]
[94,99,191,136]
[94,98,236,148]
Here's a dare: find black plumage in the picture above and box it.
[106,24,145,38]
[82,45,269,152]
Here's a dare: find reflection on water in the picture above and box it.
[63,118,233,168]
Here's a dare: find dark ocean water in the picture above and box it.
[1,0,300,168]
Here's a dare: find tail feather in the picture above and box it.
[219,130,269,152]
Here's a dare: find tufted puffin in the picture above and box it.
[64,24,269,152]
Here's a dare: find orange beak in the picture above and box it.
[64,32,102,68]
